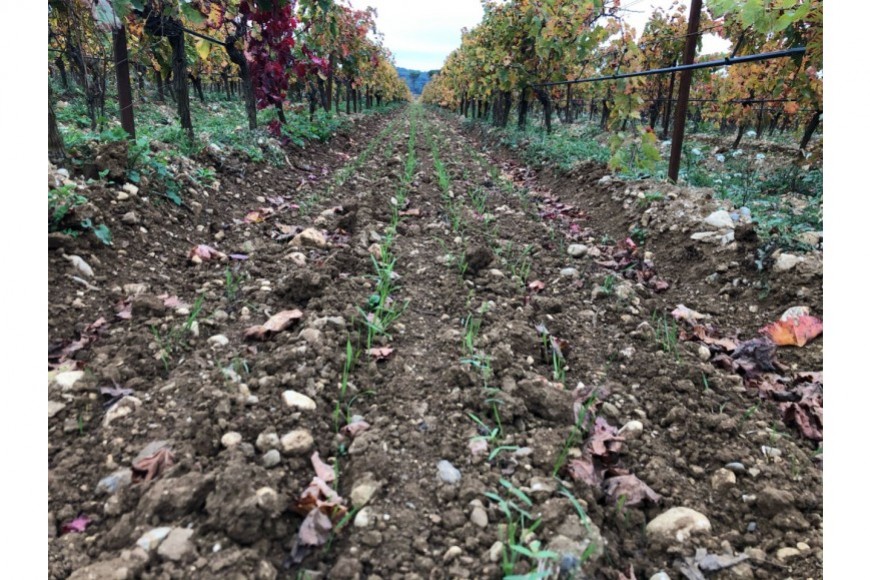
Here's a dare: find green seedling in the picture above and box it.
[652,310,680,361]
[553,393,597,477]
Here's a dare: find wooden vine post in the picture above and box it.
[667,0,702,183]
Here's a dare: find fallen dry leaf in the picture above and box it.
[587,417,623,459]
[566,455,602,487]
[602,474,661,506]
[310,452,334,483]
[761,315,823,347]
[399,208,421,217]
[61,515,91,535]
[132,447,175,483]
[244,309,304,340]
[617,565,638,580]
[690,325,740,352]
[188,244,227,263]
[116,301,132,320]
[297,507,333,546]
[528,280,545,292]
[341,420,371,438]
[671,304,707,326]
[780,384,823,441]
[367,346,394,361]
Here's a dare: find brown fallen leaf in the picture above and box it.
[528,280,545,292]
[188,244,227,263]
[297,507,333,546]
[602,474,661,506]
[116,301,132,320]
[341,420,371,438]
[671,304,707,326]
[566,455,602,487]
[132,447,175,483]
[761,315,823,347]
[691,325,740,352]
[367,346,394,361]
[780,383,823,441]
[399,208,421,217]
[617,565,638,580]
[587,417,623,459]
[244,309,304,340]
[310,452,334,483]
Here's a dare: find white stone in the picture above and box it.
[282,390,317,411]
[136,527,172,552]
[221,432,243,448]
[103,396,142,427]
[437,460,461,484]
[117,192,130,201]
[618,420,644,441]
[354,507,374,528]
[53,370,85,391]
[287,252,306,266]
[704,210,735,229]
[256,432,280,452]
[646,507,711,542]
[711,468,737,491]
[157,527,195,561]
[208,334,229,347]
[567,244,589,257]
[350,479,380,507]
[48,401,67,418]
[776,547,801,561]
[470,506,488,528]
[773,253,802,272]
[123,183,140,196]
[280,429,314,455]
[262,449,281,468]
[292,228,327,248]
[560,267,579,278]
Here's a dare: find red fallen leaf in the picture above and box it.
[399,208,421,217]
[367,347,394,361]
[132,447,175,483]
[61,515,91,534]
[588,417,623,459]
[161,295,188,309]
[528,280,545,292]
[566,455,602,487]
[188,244,226,263]
[244,309,303,340]
[116,301,132,320]
[341,420,371,438]
[310,452,334,483]
[602,474,661,506]
[761,315,823,347]
[297,507,333,546]
[691,325,740,352]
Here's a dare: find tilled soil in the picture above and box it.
[48,104,822,580]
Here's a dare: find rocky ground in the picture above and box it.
[48,103,822,579]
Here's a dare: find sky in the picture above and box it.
[364,0,731,72]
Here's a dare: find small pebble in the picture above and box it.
[262,449,281,468]
[221,432,242,448]
[437,460,461,484]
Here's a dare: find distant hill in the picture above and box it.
[396,67,439,95]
